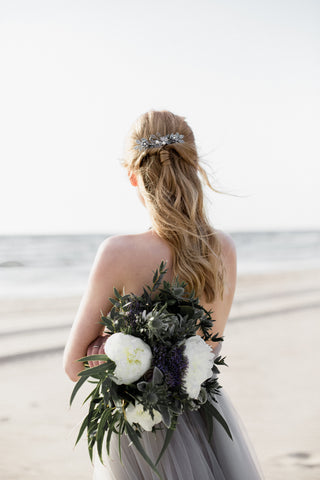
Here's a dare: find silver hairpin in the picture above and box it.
[134,132,184,151]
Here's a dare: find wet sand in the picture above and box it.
[1,268,320,479]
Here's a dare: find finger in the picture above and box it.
[87,339,98,367]
[87,341,95,357]
[86,344,93,368]
[86,344,96,367]
[87,334,109,367]
[87,348,97,367]
[93,337,104,367]
[97,341,106,365]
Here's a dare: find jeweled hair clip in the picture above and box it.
[134,132,184,151]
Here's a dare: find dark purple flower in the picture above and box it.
[127,300,145,328]
[152,343,188,389]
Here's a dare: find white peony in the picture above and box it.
[183,335,216,399]
[125,402,162,431]
[104,332,152,385]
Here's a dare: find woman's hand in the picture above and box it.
[87,334,110,368]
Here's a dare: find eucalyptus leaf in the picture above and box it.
[78,354,109,362]
[158,406,171,428]
[97,408,111,463]
[201,404,214,442]
[205,401,233,440]
[113,287,121,299]
[137,381,147,392]
[197,387,208,405]
[118,423,123,464]
[78,362,112,378]
[155,414,178,466]
[74,412,89,446]
[83,384,100,406]
[108,298,119,307]
[106,415,116,456]
[125,422,163,479]
[70,374,87,406]
[103,318,115,332]
[110,382,122,408]
[152,366,164,385]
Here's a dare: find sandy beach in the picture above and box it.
[1,268,320,480]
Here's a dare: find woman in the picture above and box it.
[63,110,264,479]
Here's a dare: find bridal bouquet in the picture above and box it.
[70,261,232,479]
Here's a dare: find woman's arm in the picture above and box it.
[63,236,124,382]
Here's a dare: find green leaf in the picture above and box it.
[113,287,121,299]
[179,305,194,317]
[118,430,122,463]
[110,381,122,408]
[105,420,114,456]
[88,440,95,463]
[117,417,124,464]
[82,383,101,406]
[101,317,114,332]
[109,297,119,306]
[78,354,110,362]
[106,412,119,455]
[152,367,164,385]
[97,408,111,463]
[153,267,159,284]
[206,401,233,440]
[197,387,208,405]
[201,404,213,442]
[70,374,87,406]
[78,362,112,378]
[215,355,229,367]
[75,412,89,446]
[125,422,163,479]
[155,416,177,466]
[158,406,171,428]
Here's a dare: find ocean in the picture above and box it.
[0,230,319,299]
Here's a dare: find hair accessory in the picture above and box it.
[135,132,184,151]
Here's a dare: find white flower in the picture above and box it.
[183,335,215,399]
[125,402,162,431]
[104,332,152,385]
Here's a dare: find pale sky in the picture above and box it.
[0,0,319,234]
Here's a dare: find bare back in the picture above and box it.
[64,226,237,381]
[118,228,237,343]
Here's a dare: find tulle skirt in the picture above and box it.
[92,385,264,479]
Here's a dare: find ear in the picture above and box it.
[128,171,138,187]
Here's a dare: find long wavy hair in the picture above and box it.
[121,110,225,303]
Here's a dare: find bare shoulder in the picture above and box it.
[98,233,133,252]
[98,231,152,257]
[97,231,173,295]
[96,231,159,273]
[215,229,237,263]
[214,229,237,297]
[96,233,138,267]
[95,234,129,263]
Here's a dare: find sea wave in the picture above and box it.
[0,231,319,298]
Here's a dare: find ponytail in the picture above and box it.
[122,110,225,303]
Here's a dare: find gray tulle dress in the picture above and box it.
[93,342,264,480]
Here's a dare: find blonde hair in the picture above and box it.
[121,110,225,303]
